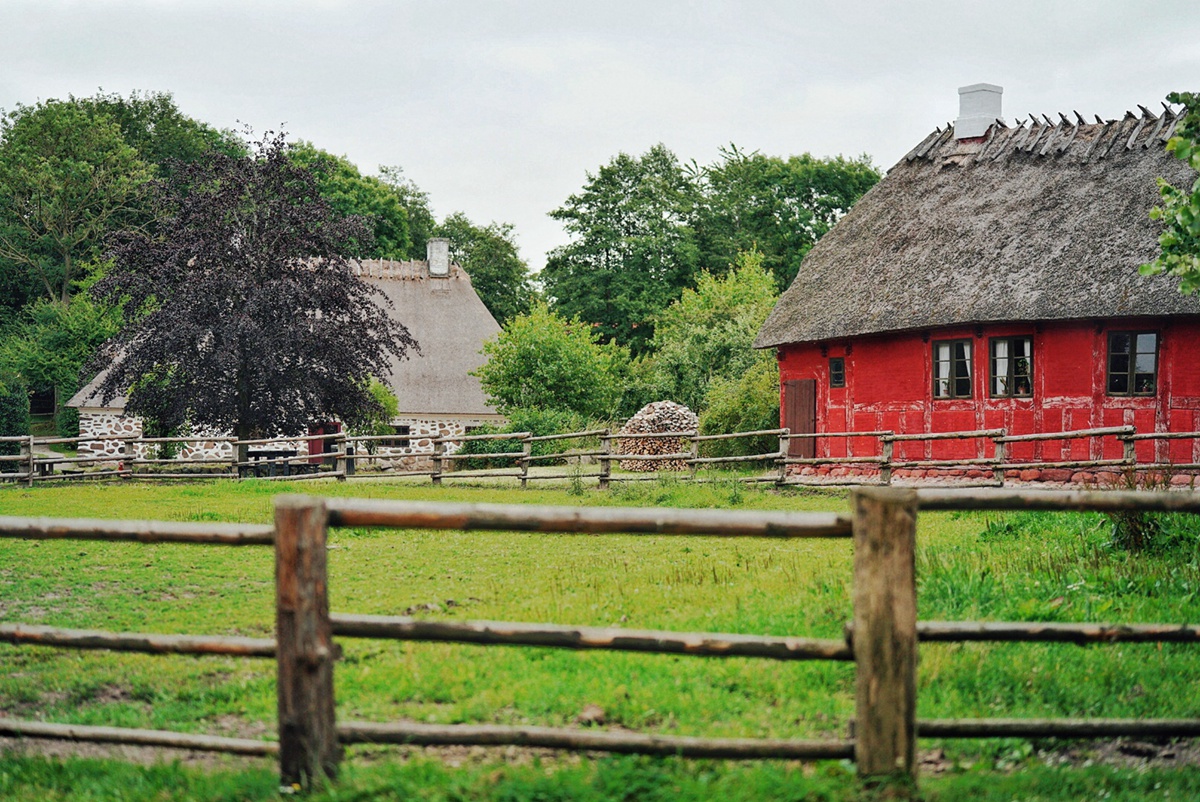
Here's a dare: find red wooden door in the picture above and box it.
[784,379,817,458]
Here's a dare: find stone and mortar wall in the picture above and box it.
[77,412,476,471]
[350,418,469,472]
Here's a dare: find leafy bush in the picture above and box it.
[0,373,30,472]
[453,408,595,470]
[697,356,780,459]
[474,304,630,420]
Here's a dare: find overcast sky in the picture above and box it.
[4,0,1198,271]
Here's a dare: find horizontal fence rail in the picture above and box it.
[330,614,853,661]
[0,623,276,657]
[0,718,280,756]
[337,721,857,760]
[324,498,852,538]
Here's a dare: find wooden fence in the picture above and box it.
[3,489,1200,791]
[5,424,1199,488]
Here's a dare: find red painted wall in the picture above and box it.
[777,317,1200,465]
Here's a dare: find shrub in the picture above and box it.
[474,304,630,420]
[454,408,594,471]
[0,373,30,472]
[698,356,780,459]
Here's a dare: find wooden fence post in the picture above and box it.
[27,434,36,488]
[880,437,895,486]
[992,437,1007,487]
[274,495,339,788]
[431,439,444,486]
[520,435,532,489]
[851,486,918,786]
[689,433,699,482]
[777,429,790,486]
[598,432,611,490]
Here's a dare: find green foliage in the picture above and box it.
[694,146,881,291]
[0,295,120,435]
[380,165,437,260]
[436,211,536,324]
[698,356,780,458]
[0,98,153,305]
[645,249,778,412]
[347,377,400,439]
[454,408,590,470]
[1142,91,1200,294]
[474,304,631,420]
[76,90,246,177]
[289,142,412,259]
[0,370,29,471]
[543,144,879,354]
[544,144,700,354]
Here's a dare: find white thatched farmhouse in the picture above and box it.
[68,239,503,466]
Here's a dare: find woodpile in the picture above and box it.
[617,401,698,472]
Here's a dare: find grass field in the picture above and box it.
[2,476,1200,800]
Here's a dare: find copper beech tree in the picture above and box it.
[92,133,417,451]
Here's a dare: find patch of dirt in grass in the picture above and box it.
[1038,738,1200,770]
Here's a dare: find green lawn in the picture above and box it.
[2,476,1200,800]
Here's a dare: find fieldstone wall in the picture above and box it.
[350,418,468,472]
[76,412,474,471]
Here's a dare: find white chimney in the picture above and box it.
[426,237,450,277]
[954,83,1004,139]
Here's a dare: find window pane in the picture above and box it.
[1135,353,1156,374]
[955,376,972,397]
[1109,354,1129,375]
[1134,373,1156,394]
[1108,373,1129,394]
[935,378,950,398]
[1136,333,1157,353]
[993,370,1008,396]
[1110,333,1131,354]
[955,341,971,362]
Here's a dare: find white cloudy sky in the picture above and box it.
[4,0,1198,271]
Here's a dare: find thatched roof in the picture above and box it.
[352,259,501,418]
[755,105,1200,349]
[69,259,502,419]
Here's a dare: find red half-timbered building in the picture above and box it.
[755,86,1200,474]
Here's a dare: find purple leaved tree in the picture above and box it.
[92,132,417,456]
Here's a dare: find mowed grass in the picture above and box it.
[2,477,1200,799]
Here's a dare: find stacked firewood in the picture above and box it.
[617,401,698,472]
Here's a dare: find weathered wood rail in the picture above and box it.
[2,488,1200,792]
[8,424,1199,489]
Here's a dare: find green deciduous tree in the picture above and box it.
[289,143,412,259]
[78,90,246,177]
[643,249,778,413]
[474,304,630,420]
[436,212,536,324]
[543,144,700,354]
[0,294,121,435]
[695,146,880,290]
[380,165,437,260]
[92,132,418,446]
[0,99,153,305]
[1142,92,1200,294]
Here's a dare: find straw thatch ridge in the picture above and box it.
[70,259,502,419]
[755,105,1200,349]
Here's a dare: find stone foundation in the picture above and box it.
[789,464,1200,487]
